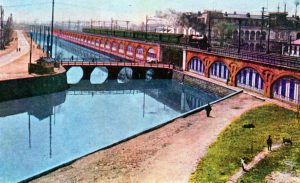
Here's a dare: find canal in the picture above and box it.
[0,34,229,182]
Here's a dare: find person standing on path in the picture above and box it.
[205,103,212,117]
[267,135,272,151]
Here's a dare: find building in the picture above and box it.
[195,10,300,53]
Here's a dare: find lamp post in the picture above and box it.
[29,32,33,74]
[50,0,55,58]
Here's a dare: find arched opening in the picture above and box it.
[112,42,117,51]
[245,31,250,41]
[135,46,144,60]
[261,31,267,40]
[297,33,300,40]
[126,45,134,56]
[209,61,229,82]
[95,39,100,47]
[250,31,255,40]
[272,77,300,104]
[189,57,205,75]
[90,67,108,84]
[250,43,255,51]
[236,67,263,93]
[119,43,124,53]
[66,67,83,84]
[146,48,157,62]
[100,40,105,48]
[255,44,260,51]
[105,41,111,50]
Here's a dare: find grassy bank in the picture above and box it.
[189,104,300,183]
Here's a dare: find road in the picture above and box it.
[0,30,30,67]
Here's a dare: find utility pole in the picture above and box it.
[145,16,148,39]
[260,7,265,52]
[50,0,55,58]
[238,19,242,53]
[267,15,271,54]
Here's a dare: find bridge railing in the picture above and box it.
[60,60,174,69]
[188,47,300,70]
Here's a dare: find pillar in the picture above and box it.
[183,49,187,71]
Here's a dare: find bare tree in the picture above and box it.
[295,0,300,17]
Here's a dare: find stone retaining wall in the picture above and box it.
[0,72,68,102]
[172,70,234,97]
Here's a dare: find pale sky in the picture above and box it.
[0,0,297,24]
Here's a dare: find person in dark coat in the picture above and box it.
[205,103,212,117]
[267,135,272,151]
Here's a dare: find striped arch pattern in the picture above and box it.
[209,61,229,81]
[237,67,264,93]
[189,57,205,75]
[273,77,300,104]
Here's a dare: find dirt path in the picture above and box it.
[31,93,265,183]
[227,144,282,183]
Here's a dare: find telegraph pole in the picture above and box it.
[50,0,55,58]
[260,7,265,52]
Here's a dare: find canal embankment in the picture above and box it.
[0,31,69,102]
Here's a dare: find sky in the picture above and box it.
[0,0,297,24]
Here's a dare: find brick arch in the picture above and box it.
[207,59,231,81]
[235,65,264,81]
[187,56,205,74]
[207,59,230,74]
[270,74,300,90]
[270,74,300,103]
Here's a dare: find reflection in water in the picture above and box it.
[118,67,133,83]
[0,79,223,182]
[90,67,108,84]
[146,69,155,81]
[67,67,83,84]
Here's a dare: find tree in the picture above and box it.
[2,13,13,47]
[295,0,300,17]
[214,21,234,47]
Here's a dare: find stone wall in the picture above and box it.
[172,70,234,97]
[0,72,68,102]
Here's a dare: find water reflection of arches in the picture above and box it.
[188,57,205,75]
[209,61,229,82]
[272,77,300,104]
[118,67,133,83]
[236,67,264,93]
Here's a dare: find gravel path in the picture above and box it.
[31,93,265,183]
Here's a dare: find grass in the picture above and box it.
[189,104,300,183]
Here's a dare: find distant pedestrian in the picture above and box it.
[241,158,249,172]
[19,48,21,52]
[16,48,18,52]
[71,55,74,61]
[205,103,212,117]
[267,135,272,151]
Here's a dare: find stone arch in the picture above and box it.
[135,46,144,60]
[250,43,255,51]
[245,31,250,41]
[271,76,300,104]
[236,67,264,93]
[188,57,205,75]
[208,60,230,82]
[146,48,157,62]
[250,31,255,40]
[256,31,260,40]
